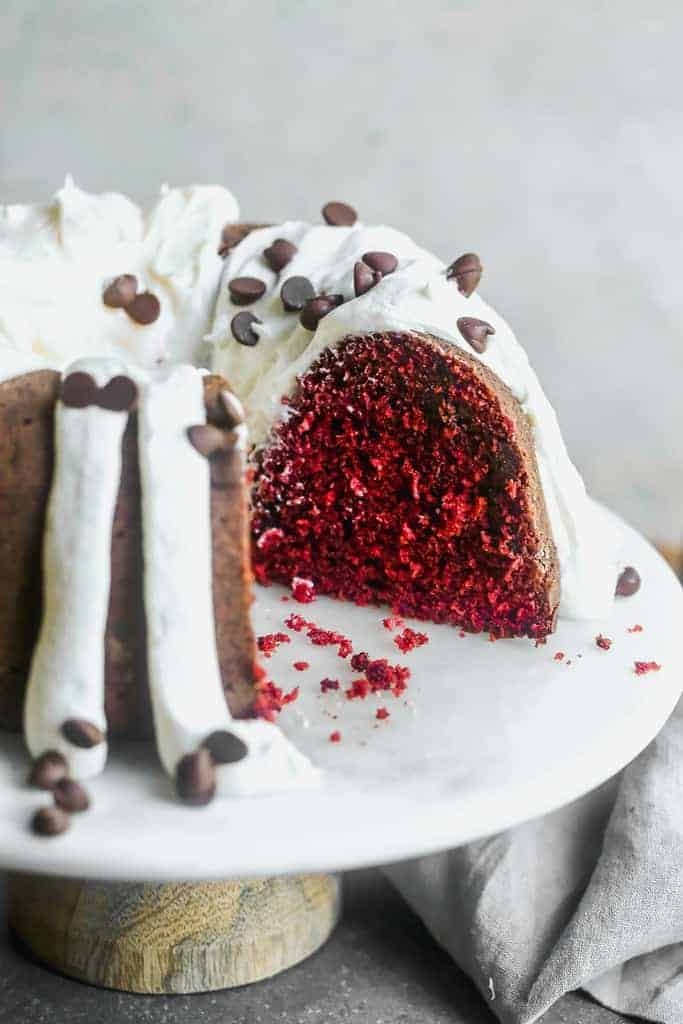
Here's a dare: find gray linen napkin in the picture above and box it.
[386,697,683,1023]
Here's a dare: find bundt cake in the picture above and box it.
[209,206,618,639]
[0,183,633,837]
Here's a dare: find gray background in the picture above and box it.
[2,0,682,545]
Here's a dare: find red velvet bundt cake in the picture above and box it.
[210,209,617,639]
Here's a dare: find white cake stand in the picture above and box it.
[1,506,681,992]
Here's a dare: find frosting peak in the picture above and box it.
[0,178,239,370]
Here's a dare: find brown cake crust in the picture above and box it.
[0,370,256,737]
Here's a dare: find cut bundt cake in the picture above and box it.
[210,208,617,636]
[0,366,255,738]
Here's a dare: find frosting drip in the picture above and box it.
[210,222,618,620]
[24,357,131,779]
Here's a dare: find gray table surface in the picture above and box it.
[0,868,627,1024]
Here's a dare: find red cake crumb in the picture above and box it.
[595,634,612,651]
[320,678,340,693]
[383,616,405,631]
[284,612,312,632]
[253,680,300,721]
[553,651,565,662]
[291,576,316,603]
[350,652,370,671]
[252,332,556,639]
[394,627,429,653]
[337,637,353,658]
[329,730,342,743]
[627,624,644,634]
[346,678,372,700]
[293,661,310,671]
[376,707,390,720]
[634,661,661,676]
[257,632,291,657]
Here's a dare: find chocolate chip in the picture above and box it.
[322,201,358,227]
[300,295,344,331]
[263,238,297,273]
[447,253,483,297]
[616,566,641,597]
[202,729,248,764]
[187,423,237,458]
[61,372,98,409]
[98,375,138,412]
[53,778,90,813]
[126,291,161,325]
[31,805,70,837]
[28,751,68,791]
[228,277,267,306]
[280,275,315,312]
[354,261,382,297]
[176,748,216,806]
[362,251,398,276]
[231,311,262,346]
[219,390,245,428]
[456,317,495,353]
[218,222,267,258]
[102,274,138,309]
[61,718,105,749]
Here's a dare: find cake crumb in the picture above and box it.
[553,651,565,662]
[382,616,405,631]
[329,730,341,743]
[595,634,612,651]
[291,576,316,603]
[627,623,644,634]
[393,627,429,653]
[634,660,661,676]
[376,707,390,720]
[320,678,340,693]
[257,632,291,657]
[292,661,310,671]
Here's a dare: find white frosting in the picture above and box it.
[23,357,131,779]
[0,177,239,371]
[138,364,316,793]
[210,222,618,620]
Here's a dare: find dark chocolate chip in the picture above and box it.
[354,261,382,297]
[102,274,138,309]
[447,253,483,297]
[202,729,248,765]
[97,375,138,412]
[53,778,90,813]
[61,718,105,749]
[218,222,267,258]
[230,311,262,346]
[219,390,245,428]
[28,751,68,791]
[362,251,398,275]
[176,748,216,806]
[280,275,315,312]
[187,423,237,458]
[300,294,344,331]
[322,201,358,227]
[31,805,70,837]
[127,291,161,325]
[456,317,495,353]
[263,238,298,273]
[61,372,98,409]
[616,566,641,597]
[228,276,267,306]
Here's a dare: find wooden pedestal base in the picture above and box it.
[7,872,341,993]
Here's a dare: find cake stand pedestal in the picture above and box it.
[1,509,681,995]
[7,872,341,993]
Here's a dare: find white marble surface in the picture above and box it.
[0,508,680,882]
[1,2,682,544]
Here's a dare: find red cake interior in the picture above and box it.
[251,332,556,638]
